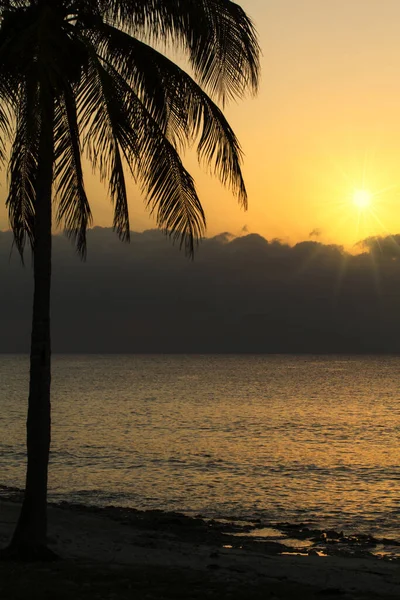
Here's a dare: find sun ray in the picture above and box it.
[333,252,350,300]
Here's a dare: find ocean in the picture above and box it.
[1,354,400,542]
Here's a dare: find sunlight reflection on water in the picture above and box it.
[1,354,400,539]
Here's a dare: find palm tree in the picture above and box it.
[0,0,259,559]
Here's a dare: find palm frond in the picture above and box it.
[0,0,259,258]
[78,52,206,254]
[53,87,92,258]
[5,77,39,257]
[77,56,131,242]
[0,11,28,166]
[100,0,260,103]
[0,78,13,165]
[92,23,247,207]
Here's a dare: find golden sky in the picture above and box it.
[3,0,400,251]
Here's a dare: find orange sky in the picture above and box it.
[2,0,400,250]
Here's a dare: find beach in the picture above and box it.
[1,499,400,599]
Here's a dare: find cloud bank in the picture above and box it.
[2,228,400,353]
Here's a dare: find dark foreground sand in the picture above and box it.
[1,500,400,599]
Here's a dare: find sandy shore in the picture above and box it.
[1,500,400,599]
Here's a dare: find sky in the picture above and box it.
[2,1,400,250]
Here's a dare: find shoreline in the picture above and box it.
[2,486,400,560]
[1,496,400,598]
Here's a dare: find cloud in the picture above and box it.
[309,228,322,238]
[2,229,400,353]
[357,234,400,258]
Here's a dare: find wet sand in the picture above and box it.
[1,499,400,599]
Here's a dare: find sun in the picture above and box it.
[353,189,372,209]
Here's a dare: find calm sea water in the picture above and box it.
[1,354,400,540]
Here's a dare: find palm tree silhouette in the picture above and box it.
[0,0,260,559]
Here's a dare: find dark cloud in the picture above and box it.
[2,228,400,353]
[357,235,400,258]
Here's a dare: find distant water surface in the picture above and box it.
[1,354,400,541]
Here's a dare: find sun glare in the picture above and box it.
[353,190,372,209]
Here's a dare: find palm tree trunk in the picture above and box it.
[6,83,56,560]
